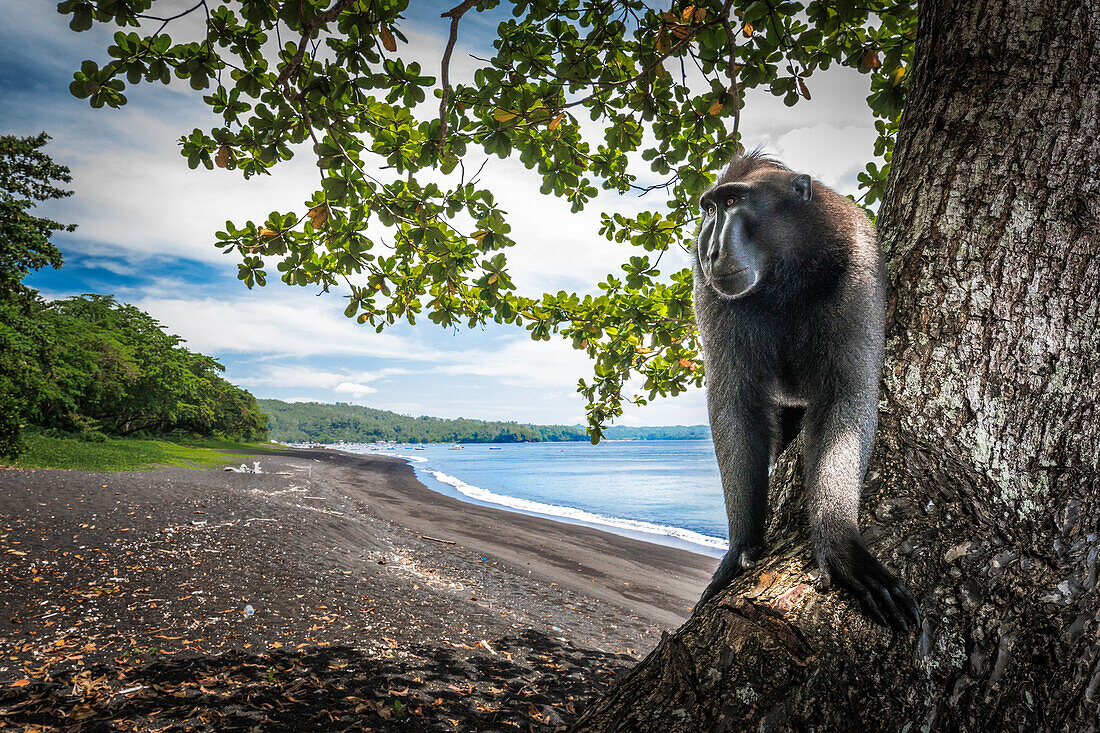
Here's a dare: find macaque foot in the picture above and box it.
[824,541,920,632]
[693,544,763,613]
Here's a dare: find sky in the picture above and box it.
[3,0,881,427]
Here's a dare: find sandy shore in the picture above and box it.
[0,446,716,731]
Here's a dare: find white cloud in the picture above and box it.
[459,158,639,294]
[334,381,378,397]
[74,257,141,276]
[236,365,407,390]
[434,335,592,389]
[57,132,317,267]
[736,65,876,137]
[131,291,442,361]
[617,388,708,427]
[126,287,709,425]
[772,124,876,193]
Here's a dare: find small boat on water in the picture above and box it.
[413,446,425,450]
[489,447,502,451]
[449,444,464,450]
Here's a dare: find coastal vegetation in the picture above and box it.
[0,290,270,460]
[9,432,282,471]
[260,398,708,444]
[0,133,268,460]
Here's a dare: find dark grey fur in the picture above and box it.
[692,151,919,631]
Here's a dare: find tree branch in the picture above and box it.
[438,0,482,155]
[274,0,360,91]
[719,0,742,150]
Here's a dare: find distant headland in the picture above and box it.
[259,399,711,444]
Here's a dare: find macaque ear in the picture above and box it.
[793,174,813,201]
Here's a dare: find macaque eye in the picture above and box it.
[705,204,715,215]
[726,197,735,207]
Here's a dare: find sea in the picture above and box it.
[338,440,729,558]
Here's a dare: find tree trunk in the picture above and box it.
[572,0,1100,730]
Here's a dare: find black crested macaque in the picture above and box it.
[692,151,920,631]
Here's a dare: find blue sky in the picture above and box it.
[4,0,880,426]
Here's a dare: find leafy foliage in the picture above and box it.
[259,398,709,443]
[64,0,915,438]
[0,132,75,298]
[0,292,268,458]
[0,295,54,458]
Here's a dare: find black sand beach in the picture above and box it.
[0,447,715,731]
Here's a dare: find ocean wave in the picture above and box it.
[425,469,729,552]
[341,445,429,463]
[392,454,429,463]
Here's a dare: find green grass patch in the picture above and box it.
[4,433,287,472]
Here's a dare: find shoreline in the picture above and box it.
[0,445,718,730]
[322,448,718,628]
[329,441,730,560]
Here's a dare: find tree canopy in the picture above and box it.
[62,0,915,438]
[0,293,269,458]
[0,132,74,298]
[0,134,268,458]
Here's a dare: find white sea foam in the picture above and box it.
[341,445,428,463]
[425,469,729,552]
[393,454,429,463]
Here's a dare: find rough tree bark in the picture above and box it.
[572,0,1100,730]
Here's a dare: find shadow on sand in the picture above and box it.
[1,630,631,731]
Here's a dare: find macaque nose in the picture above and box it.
[709,212,747,267]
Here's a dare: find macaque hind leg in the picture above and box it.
[802,395,920,631]
[695,396,770,610]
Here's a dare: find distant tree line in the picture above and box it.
[259,399,709,444]
[0,133,267,458]
[260,399,581,444]
[603,424,710,441]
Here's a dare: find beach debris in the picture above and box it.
[420,535,457,545]
[476,639,497,655]
[381,550,464,591]
[222,462,263,473]
[291,504,345,517]
[243,604,255,618]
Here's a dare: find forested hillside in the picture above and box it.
[259,400,709,444]
[604,425,710,441]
